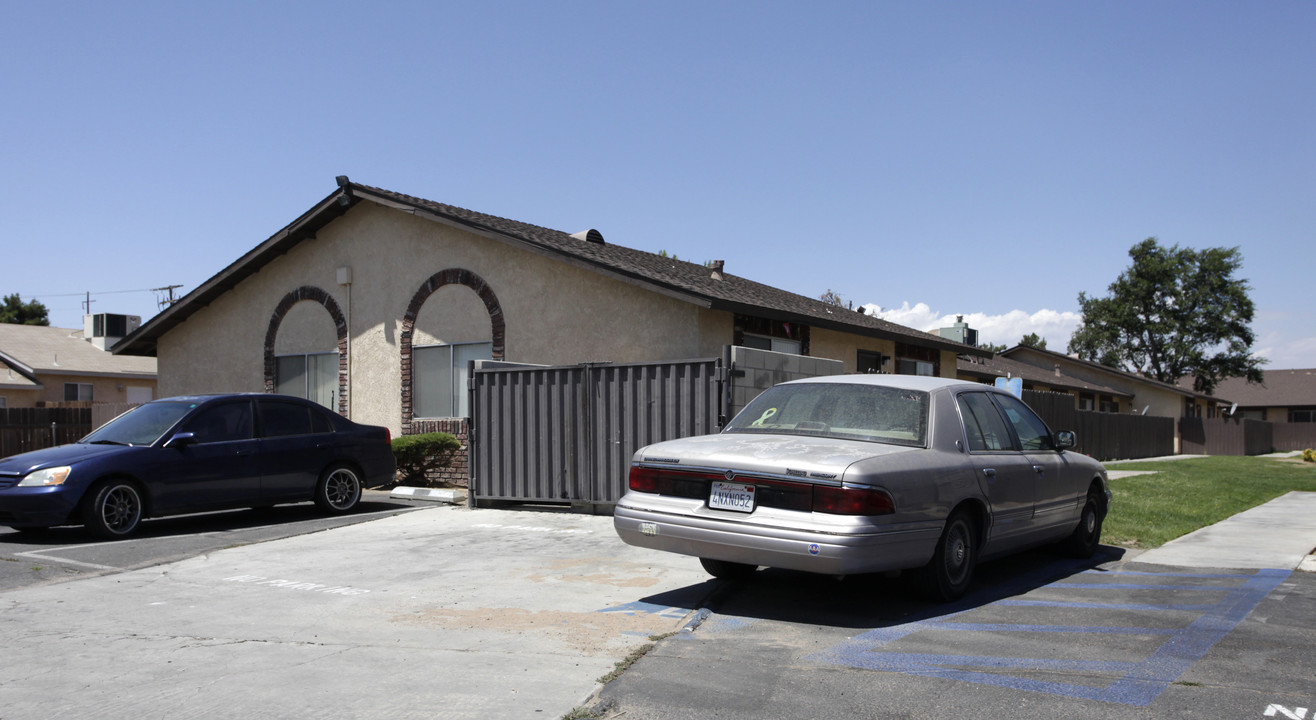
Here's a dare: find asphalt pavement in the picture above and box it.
[0,487,1312,720]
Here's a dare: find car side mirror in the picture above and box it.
[164,432,197,449]
[1054,431,1076,451]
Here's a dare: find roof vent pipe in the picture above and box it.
[570,229,605,244]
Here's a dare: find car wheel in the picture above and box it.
[82,480,144,539]
[315,464,362,513]
[1062,490,1105,558]
[699,557,757,580]
[920,511,977,602]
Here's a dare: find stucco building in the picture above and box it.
[116,178,986,436]
[0,320,157,409]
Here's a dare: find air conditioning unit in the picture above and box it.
[84,313,142,350]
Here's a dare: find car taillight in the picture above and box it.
[628,465,664,493]
[812,485,895,515]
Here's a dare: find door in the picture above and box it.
[956,392,1038,548]
[993,393,1082,536]
[256,398,337,501]
[151,400,260,513]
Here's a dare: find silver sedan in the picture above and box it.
[613,374,1110,601]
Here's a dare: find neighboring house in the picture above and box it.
[0,320,158,409]
[956,353,1135,411]
[1205,369,1316,424]
[114,177,988,437]
[997,345,1225,419]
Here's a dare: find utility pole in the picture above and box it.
[82,291,95,315]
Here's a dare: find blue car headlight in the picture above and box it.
[18,466,72,487]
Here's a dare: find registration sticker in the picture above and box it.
[709,481,756,512]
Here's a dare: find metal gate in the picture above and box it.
[470,358,722,507]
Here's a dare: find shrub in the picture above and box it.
[391,432,463,487]
[1304,448,1315,463]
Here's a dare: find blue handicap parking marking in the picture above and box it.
[598,600,692,619]
[807,568,1290,706]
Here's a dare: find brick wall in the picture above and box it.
[406,418,470,487]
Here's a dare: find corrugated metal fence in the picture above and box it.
[471,359,721,506]
[469,346,845,507]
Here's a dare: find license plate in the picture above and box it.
[709,481,756,513]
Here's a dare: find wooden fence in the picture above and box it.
[0,407,92,458]
[1181,416,1316,455]
[1023,389,1176,461]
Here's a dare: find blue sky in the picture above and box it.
[3,2,1312,368]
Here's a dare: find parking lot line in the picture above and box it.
[808,568,1291,706]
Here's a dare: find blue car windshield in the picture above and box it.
[724,383,929,447]
[80,401,199,446]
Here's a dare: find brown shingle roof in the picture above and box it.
[957,354,1133,397]
[117,179,990,358]
[1208,369,1316,407]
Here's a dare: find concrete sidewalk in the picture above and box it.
[0,506,714,720]
[1132,491,1316,571]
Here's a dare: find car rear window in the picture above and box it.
[725,383,929,447]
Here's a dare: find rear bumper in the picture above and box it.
[613,497,940,576]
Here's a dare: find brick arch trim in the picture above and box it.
[263,286,349,416]
[400,268,505,434]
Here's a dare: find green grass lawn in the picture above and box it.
[1103,455,1316,548]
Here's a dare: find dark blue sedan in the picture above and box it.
[0,394,397,538]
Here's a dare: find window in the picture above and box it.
[276,352,338,409]
[260,399,315,437]
[734,314,808,355]
[1099,395,1120,413]
[414,341,492,418]
[1078,393,1095,411]
[995,393,1055,451]
[897,358,935,376]
[1291,408,1316,423]
[742,333,802,354]
[894,343,940,377]
[857,350,886,374]
[0,396,6,409]
[64,383,93,402]
[182,402,253,444]
[957,393,1014,452]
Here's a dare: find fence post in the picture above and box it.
[51,421,57,446]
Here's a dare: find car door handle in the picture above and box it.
[983,468,996,480]
[1033,465,1045,474]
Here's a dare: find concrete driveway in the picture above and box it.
[0,506,712,719]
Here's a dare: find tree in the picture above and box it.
[819,289,846,307]
[1067,238,1264,394]
[1019,332,1047,350]
[0,294,50,326]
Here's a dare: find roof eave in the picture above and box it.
[115,187,358,357]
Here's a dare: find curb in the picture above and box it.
[388,486,468,504]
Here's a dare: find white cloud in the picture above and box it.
[862,301,1083,350]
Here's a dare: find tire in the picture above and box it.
[1062,490,1105,558]
[919,511,978,602]
[699,557,757,580]
[82,480,144,539]
[315,464,362,513]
